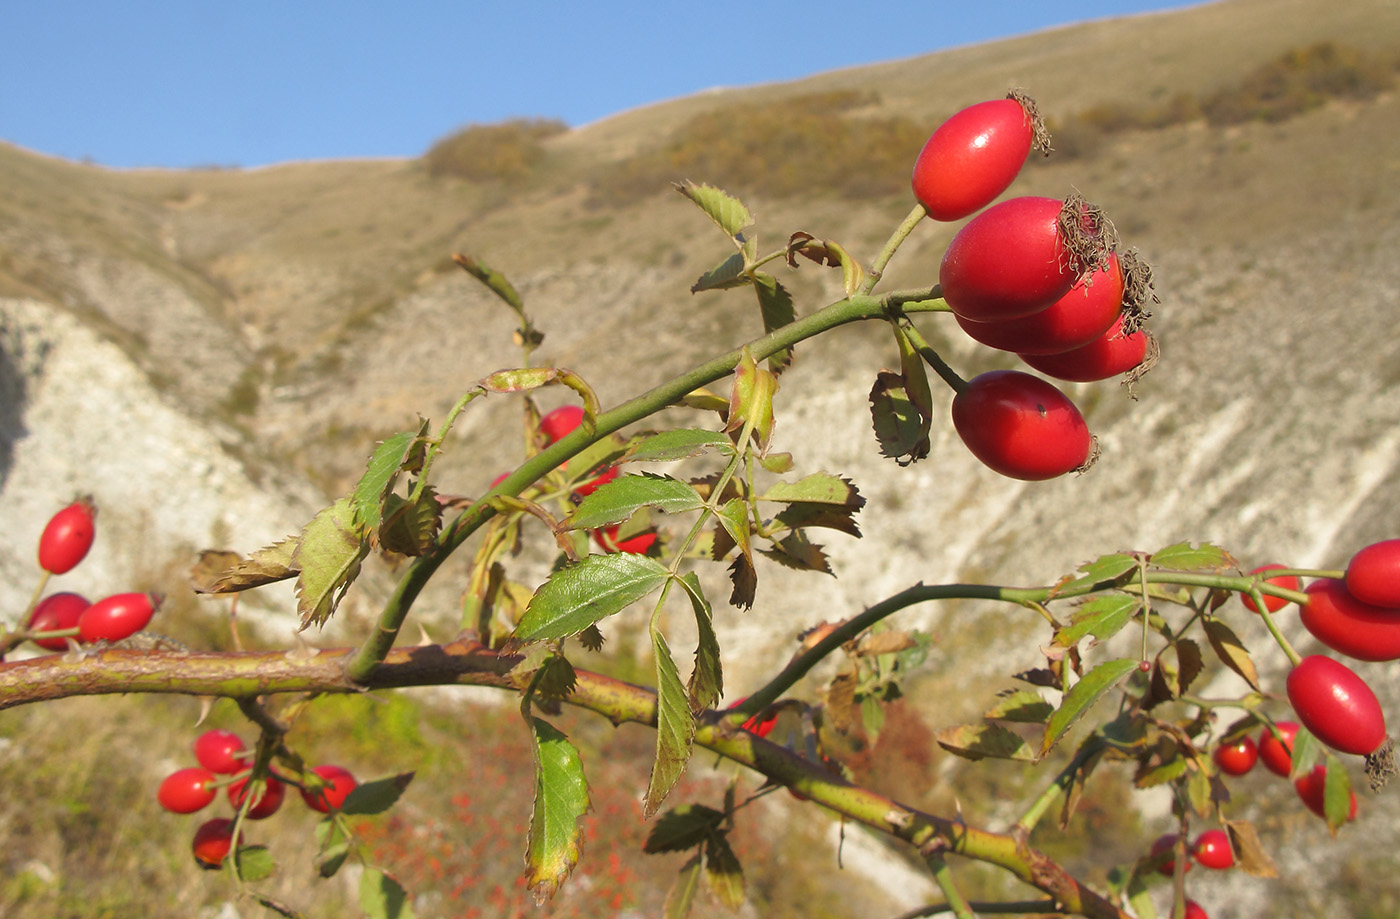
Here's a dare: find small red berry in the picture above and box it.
[1193,829,1234,870]
[729,697,778,738]
[194,729,250,775]
[37,497,97,575]
[539,405,585,445]
[592,526,658,555]
[1258,722,1299,777]
[300,764,359,813]
[1294,763,1358,821]
[1183,901,1209,919]
[27,592,90,651]
[1212,735,1258,776]
[1241,564,1302,614]
[192,817,239,868]
[76,592,158,643]
[573,465,619,498]
[228,773,286,819]
[158,767,218,814]
[1346,538,1400,607]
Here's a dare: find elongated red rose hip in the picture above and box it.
[912,92,1045,221]
[38,496,97,575]
[1286,655,1386,756]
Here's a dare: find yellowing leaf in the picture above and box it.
[524,718,590,903]
[293,497,369,630]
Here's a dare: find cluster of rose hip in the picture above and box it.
[492,404,658,554]
[18,497,161,650]
[908,92,1156,481]
[157,727,359,868]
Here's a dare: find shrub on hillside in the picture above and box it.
[1202,41,1395,125]
[423,117,568,183]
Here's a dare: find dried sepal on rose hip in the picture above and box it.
[912,88,1050,221]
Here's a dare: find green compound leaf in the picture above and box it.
[753,273,796,372]
[340,772,415,816]
[678,572,722,713]
[525,718,590,903]
[359,867,416,919]
[646,628,696,817]
[1055,594,1142,648]
[624,429,734,464]
[1150,541,1235,571]
[645,803,726,854]
[1041,658,1139,759]
[352,418,430,531]
[515,553,669,643]
[935,722,1036,761]
[198,538,299,593]
[567,474,705,531]
[674,181,753,239]
[759,473,864,508]
[293,497,369,630]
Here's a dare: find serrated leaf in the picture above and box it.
[196,539,300,593]
[893,322,933,441]
[232,845,275,883]
[664,854,704,919]
[726,553,757,611]
[1225,819,1279,878]
[646,629,696,816]
[568,474,704,531]
[759,473,864,508]
[378,488,443,557]
[935,723,1036,761]
[340,773,414,816]
[515,553,669,643]
[691,252,750,293]
[524,718,590,902]
[758,532,832,575]
[1055,594,1141,647]
[359,867,416,919]
[352,419,430,531]
[292,497,369,630]
[1288,727,1321,780]
[770,502,862,538]
[715,498,752,564]
[645,804,726,854]
[869,370,929,465]
[704,832,745,909]
[984,690,1054,724]
[624,429,734,464]
[725,347,778,455]
[1203,618,1261,691]
[1176,638,1204,696]
[1042,659,1138,758]
[674,182,753,239]
[753,273,796,372]
[1150,542,1234,571]
[1059,738,1106,828]
[678,573,722,713]
[1055,553,1140,596]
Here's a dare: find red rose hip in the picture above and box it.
[912,94,1040,221]
[77,592,158,643]
[158,767,218,814]
[1345,538,1400,608]
[1286,655,1386,756]
[37,497,97,575]
[194,729,250,775]
[1257,722,1299,776]
[300,764,359,813]
[27,592,90,651]
[951,371,1093,481]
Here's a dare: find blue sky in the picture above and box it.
[1,1,1207,169]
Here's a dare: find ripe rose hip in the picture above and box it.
[729,697,778,738]
[1346,538,1400,607]
[951,370,1093,481]
[1241,564,1302,614]
[26,592,90,651]
[1183,902,1209,919]
[539,405,585,445]
[940,195,1114,322]
[300,764,359,813]
[592,526,658,555]
[1212,735,1258,776]
[192,817,239,868]
[1294,763,1358,821]
[76,592,158,643]
[1300,577,1400,662]
[228,773,287,819]
[954,252,1125,356]
[1286,655,1387,756]
[194,729,251,775]
[37,497,97,575]
[1257,721,1299,777]
[572,465,619,498]
[1150,833,1191,876]
[911,93,1040,221]
[158,767,218,814]
[1193,829,1234,870]
[1018,315,1153,383]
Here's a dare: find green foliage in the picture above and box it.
[422,117,568,184]
[590,91,929,204]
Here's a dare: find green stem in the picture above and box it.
[1013,736,1105,838]
[1252,589,1304,667]
[900,320,968,394]
[927,854,975,919]
[862,202,930,295]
